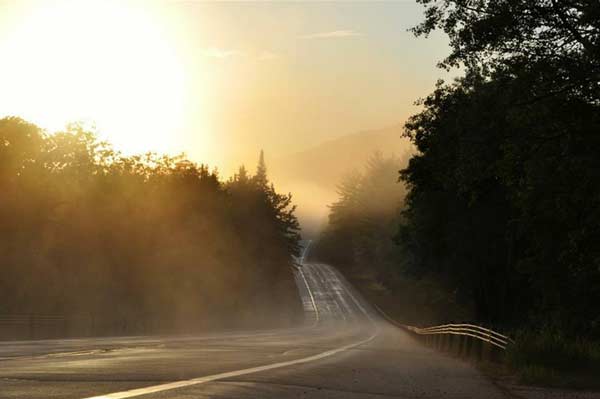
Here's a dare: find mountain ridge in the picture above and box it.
[269,124,413,236]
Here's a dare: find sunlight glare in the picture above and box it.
[0,0,186,155]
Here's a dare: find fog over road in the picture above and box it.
[0,262,508,398]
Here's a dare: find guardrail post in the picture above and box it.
[481,341,492,361]
[464,336,473,358]
[472,338,482,361]
[456,335,464,356]
[453,335,459,355]
[443,334,449,352]
[489,345,500,363]
[455,335,462,356]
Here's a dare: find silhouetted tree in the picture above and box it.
[254,149,268,189]
[0,120,302,336]
[398,0,600,336]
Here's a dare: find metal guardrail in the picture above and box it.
[404,323,513,350]
[374,304,513,361]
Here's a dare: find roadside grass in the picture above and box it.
[505,330,600,389]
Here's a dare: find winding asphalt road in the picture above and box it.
[0,262,509,398]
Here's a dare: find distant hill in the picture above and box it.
[269,124,414,237]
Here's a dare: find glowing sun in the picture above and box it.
[0,0,186,154]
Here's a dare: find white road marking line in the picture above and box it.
[296,241,319,325]
[84,331,375,399]
[85,262,377,399]
[299,267,320,324]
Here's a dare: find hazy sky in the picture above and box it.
[0,0,452,176]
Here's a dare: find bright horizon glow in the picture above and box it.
[0,0,454,231]
[0,0,187,155]
[0,1,452,176]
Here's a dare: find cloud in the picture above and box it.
[300,30,361,39]
[202,47,243,58]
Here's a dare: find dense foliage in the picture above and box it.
[0,118,301,335]
[398,0,600,336]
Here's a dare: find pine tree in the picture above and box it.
[234,165,249,183]
[254,149,268,188]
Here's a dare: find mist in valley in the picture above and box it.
[269,125,414,238]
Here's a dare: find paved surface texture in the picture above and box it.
[0,262,510,399]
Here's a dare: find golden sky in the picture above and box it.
[0,0,452,176]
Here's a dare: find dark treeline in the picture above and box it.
[0,117,301,336]
[399,0,600,337]
[316,0,600,339]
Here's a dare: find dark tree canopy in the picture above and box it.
[415,0,600,102]
[397,0,600,336]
